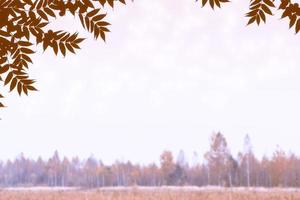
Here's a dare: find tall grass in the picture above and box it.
[0,188,299,200]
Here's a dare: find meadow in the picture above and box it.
[1,187,300,200]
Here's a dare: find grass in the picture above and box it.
[0,187,300,200]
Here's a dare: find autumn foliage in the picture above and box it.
[197,0,300,32]
[0,0,298,108]
[0,0,125,108]
[0,133,298,188]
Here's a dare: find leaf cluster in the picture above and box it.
[196,0,230,9]
[196,0,300,33]
[246,0,275,25]
[0,0,126,108]
[246,0,300,33]
[279,0,300,33]
[0,0,299,110]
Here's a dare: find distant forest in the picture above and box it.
[0,132,298,188]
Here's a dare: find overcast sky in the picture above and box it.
[1,0,300,164]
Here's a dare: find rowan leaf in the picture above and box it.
[59,42,66,56]
[4,72,13,86]
[259,10,266,23]
[27,85,38,91]
[263,0,275,7]
[202,0,208,6]
[17,81,22,95]
[10,77,17,91]
[289,14,297,28]
[0,65,9,74]
[261,4,273,15]
[20,48,35,54]
[296,18,300,33]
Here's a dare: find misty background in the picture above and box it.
[1,0,300,165]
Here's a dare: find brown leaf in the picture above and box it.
[37,0,44,9]
[261,4,273,15]
[23,27,30,40]
[296,18,300,33]
[52,41,58,55]
[279,0,289,9]
[96,21,110,26]
[85,16,90,31]
[10,77,17,91]
[66,43,75,53]
[259,10,266,23]
[209,0,215,9]
[0,64,9,74]
[250,4,261,10]
[43,39,50,51]
[250,0,261,7]
[44,7,56,17]
[74,38,85,44]
[37,10,48,21]
[66,33,78,42]
[263,0,275,7]
[20,48,35,54]
[107,0,114,7]
[24,0,33,5]
[23,85,28,95]
[61,33,71,41]
[82,0,94,8]
[87,9,100,18]
[4,72,13,86]
[0,30,11,37]
[100,31,106,41]
[79,14,85,29]
[281,8,291,19]
[71,43,80,49]
[18,41,33,46]
[215,0,221,8]
[246,9,259,17]
[22,54,33,63]
[100,27,110,32]
[256,14,261,25]
[202,0,208,6]
[27,85,38,91]
[17,82,22,95]
[289,14,297,28]
[92,14,106,22]
[59,42,66,56]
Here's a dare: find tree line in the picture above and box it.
[0,132,299,188]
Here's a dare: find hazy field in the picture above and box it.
[1,187,300,200]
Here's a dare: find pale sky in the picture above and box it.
[1,0,300,165]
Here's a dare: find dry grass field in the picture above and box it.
[1,187,300,200]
